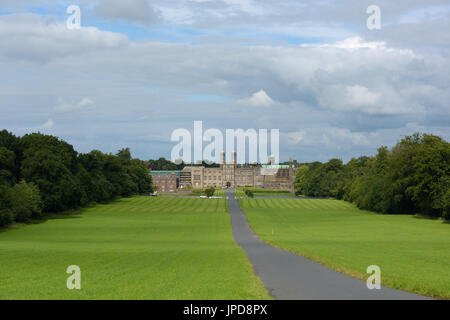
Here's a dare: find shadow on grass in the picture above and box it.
[46,211,83,220]
[0,197,139,233]
[0,208,85,233]
[413,214,449,224]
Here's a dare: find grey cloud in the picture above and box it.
[95,0,161,26]
[363,11,450,53]
[152,1,450,44]
[0,10,449,162]
[53,97,94,114]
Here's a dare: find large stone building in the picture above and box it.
[149,171,179,193]
[150,152,298,192]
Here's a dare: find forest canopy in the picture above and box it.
[0,130,152,227]
[294,133,450,220]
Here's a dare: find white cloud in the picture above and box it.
[285,131,306,145]
[303,37,387,50]
[237,90,275,107]
[53,97,94,114]
[346,85,380,107]
[286,127,370,148]
[317,83,426,115]
[0,13,129,63]
[39,119,54,130]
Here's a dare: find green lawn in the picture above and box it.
[240,198,450,299]
[0,196,270,300]
[254,193,296,198]
[189,189,227,197]
[234,188,295,198]
[234,189,247,198]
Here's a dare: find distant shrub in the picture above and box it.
[245,189,254,198]
[205,188,215,197]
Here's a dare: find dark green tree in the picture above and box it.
[294,133,450,219]
[0,146,16,186]
[8,180,42,222]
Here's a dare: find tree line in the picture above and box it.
[148,157,220,171]
[0,130,153,227]
[294,133,449,220]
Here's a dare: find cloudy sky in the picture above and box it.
[0,0,449,163]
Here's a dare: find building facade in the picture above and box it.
[149,171,179,193]
[150,152,298,192]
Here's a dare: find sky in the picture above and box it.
[0,0,449,163]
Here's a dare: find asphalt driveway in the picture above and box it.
[226,189,427,300]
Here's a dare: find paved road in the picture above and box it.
[226,189,427,300]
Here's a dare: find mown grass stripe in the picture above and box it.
[0,196,271,300]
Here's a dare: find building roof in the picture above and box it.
[149,170,181,178]
[261,164,291,169]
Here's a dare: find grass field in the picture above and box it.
[251,190,292,194]
[159,190,227,197]
[254,193,296,198]
[189,189,227,197]
[234,189,247,198]
[234,189,296,198]
[240,198,450,299]
[0,196,270,300]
